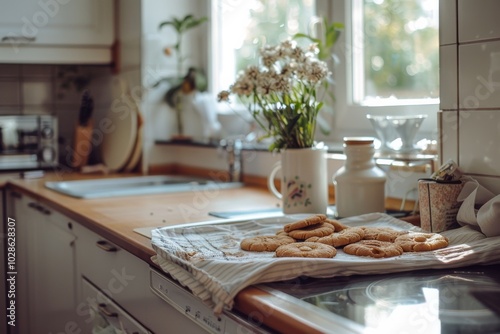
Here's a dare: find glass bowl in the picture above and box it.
[366,114,427,153]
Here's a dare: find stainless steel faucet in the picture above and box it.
[219,138,243,182]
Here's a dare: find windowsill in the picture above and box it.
[154,138,438,163]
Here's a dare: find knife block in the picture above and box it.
[71,120,94,169]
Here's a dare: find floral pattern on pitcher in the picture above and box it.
[283,176,312,208]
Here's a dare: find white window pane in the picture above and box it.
[352,0,439,106]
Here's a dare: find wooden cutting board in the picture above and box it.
[101,104,138,172]
[123,107,144,172]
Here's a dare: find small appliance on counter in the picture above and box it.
[0,115,58,171]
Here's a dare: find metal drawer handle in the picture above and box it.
[96,240,118,252]
[28,202,51,215]
[10,191,22,199]
[97,303,117,318]
[1,36,36,43]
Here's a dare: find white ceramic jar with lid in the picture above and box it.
[333,137,386,217]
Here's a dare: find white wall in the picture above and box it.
[140,0,208,172]
[439,0,500,194]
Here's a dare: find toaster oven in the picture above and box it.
[0,115,58,171]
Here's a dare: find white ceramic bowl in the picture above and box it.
[366,114,427,153]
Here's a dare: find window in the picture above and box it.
[210,0,316,100]
[210,0,439,141]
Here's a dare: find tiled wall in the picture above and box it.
[439,0,500,194]
[0,64,113,164]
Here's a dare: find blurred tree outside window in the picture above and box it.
[352,0,439,106]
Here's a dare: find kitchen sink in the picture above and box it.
[45,175,244,199]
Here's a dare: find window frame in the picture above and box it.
[328,0,438,142]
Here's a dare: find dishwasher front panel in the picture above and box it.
[150,268,274,334]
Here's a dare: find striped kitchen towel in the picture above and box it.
[150,212,499,314]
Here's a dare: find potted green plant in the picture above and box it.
[158,14,208,82]
[156,14,208,138]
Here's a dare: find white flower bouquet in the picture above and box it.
[218,40,330,152]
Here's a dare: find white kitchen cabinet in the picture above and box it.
[4,187,208,333]
[5,190,78,334]
[73,222,208,333]
[28,205,77,334]
[0,0,114,63]
[0,190,7,334]
[5,190,32,334]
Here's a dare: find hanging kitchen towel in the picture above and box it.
[150,213,500,314]
[456,176,500,236]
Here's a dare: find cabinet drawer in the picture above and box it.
[82,277,151,333]
[75,224,149,308]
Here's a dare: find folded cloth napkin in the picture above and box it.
[456,176,500,237]
[150,212,500,314]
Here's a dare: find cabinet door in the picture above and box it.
[0,190,6,334]
[0,0,114,46]
[5,190,78,334]
[28,208,77,334]
[5,190,34,334]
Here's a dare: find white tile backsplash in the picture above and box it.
[21,65,53,77]
[472,175,500,195]
[438,110,458,165]
[0,81,20,105]
[0,64,20,77]
[439,0,457,45]
[22,80,53,106]
[439,45,458,110]
[459,41,500,109]
[458,110,500,176]
[458,0,500,43]
[441,0,500,194]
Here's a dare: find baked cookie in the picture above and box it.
[324,218,349,232]
[361,226,407,242]
[275,242,337,258]
[308,227,365,247]
[343,240,404,258]
[283,214,327,233]
[240,235,296,252]
[288,222,335,240]
[395,232,449,252]
[275,230,289,237]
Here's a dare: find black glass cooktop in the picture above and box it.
[263,265,500,333]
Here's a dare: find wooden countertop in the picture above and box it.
[5,172,281,263]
